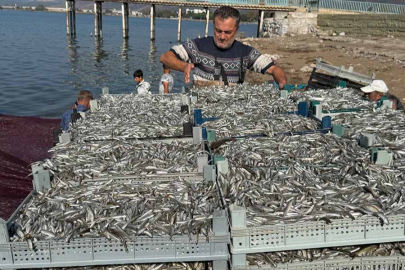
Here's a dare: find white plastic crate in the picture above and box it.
[233,256,405,270]
[230,205,405,254]
[0,229,229,269]
[1,170,229,269]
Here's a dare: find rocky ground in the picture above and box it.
[243,35,405,104]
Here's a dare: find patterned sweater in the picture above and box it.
[171,37,274,84]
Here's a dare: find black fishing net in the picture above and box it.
[0,114,59,220]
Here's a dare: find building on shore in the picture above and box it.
[2,5,17,9]
[185,8,206,15]
[47,7,65,12]
[131,10,143,16]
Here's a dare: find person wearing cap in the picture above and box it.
[361,80,404,111]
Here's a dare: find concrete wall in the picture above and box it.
[318,14,405,36]
[263,12,317,37]
[288,12,318,35]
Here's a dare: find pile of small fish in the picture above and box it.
[11,175,220,244]
[44,140,201,181]
[191,84,297,118]
[51,262,209,270]
[247,243,405,267]
[215,134,371,168]
[215,134,405,226]
[192,83,280,105]
[219,164,405,226]
[72,94,189,142]
[288,88,375,111]
[188,85,321,138]
[334,109,405,149]
[201,113,319,138]
[9,82,405,270]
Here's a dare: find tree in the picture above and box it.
[183,11,207,20]
[0,6,3,10]
[241,11,258,22]
[158,10,177,18]
[35,5,46,11]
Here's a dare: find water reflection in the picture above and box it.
[94,38,108,63]
[121,39,130,76]
[121,38,129,61]
[148,41,160,86]
[148,41,157,72]
[67,36,78,72]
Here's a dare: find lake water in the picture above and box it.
[0,10,257,117]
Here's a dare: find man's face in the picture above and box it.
[85,99,91,109]
[134,76,142,83]
[78,98,92,109]
[369,91,383,101]
[213,17,239,49]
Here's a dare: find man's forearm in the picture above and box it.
[160,51,187,72]
[271,66,287,88]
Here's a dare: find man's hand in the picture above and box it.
[183,63,194,84]
[160,51,195,83]
[278,82,286,90]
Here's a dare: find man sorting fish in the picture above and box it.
[160,6,287,89]
[60,90,93,130]
[360,80,404,111]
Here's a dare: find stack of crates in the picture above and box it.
[0,93,230,270]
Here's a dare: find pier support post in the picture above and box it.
[122,2,129,39]
[72,0,76,36]
[205,7,209,37]
[150,4,156,41]
[177,7,182,42]
[66,0,76,36]
[94,1,103,38]
[257,10,264,38]
[66,1,70,35]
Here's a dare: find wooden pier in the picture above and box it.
[68,0,296,40]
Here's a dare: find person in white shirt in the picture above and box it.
[159,65,174,94]
[133,69,151,95]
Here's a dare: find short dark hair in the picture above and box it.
[213,6,241,27]
[133,69,143,78]
[163,64,169,70]
[77,90,93,101]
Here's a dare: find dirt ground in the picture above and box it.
[243,35,405,104]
